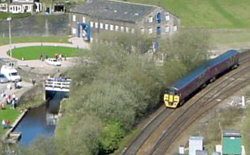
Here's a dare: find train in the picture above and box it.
[164,50,239,108]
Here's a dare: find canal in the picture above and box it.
[14,92,66,146]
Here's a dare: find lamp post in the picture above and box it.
[7,17,12,57]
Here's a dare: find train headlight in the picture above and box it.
[164,94,168,101]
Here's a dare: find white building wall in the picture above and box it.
[9,5,22,13]
[189,137,203,155]
[35,2,42,12]
[0,3,8,12]
[22,4,32,13]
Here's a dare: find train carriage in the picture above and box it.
[164,50,239,108]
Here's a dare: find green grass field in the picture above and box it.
[9,46,88,60]
[126,0,250,28]
[0,105,20,135]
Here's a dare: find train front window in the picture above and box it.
[167,88,177,95]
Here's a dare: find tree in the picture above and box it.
[56,115,102,155]
[157,28,210,70]
[55,29,210,154]
[20,136,56,155]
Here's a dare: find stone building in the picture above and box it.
[69,0,180,41]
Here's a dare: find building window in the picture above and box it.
[148,28,153,34]
[125,27,129,33]
[105,24,109,30]
[100,23,103,29]
[149,16,153,23]
[131,28,135,33]
[82,16,86,23]
[173,26,177,31]
[95,22,98,28]
[141,28,145,33]
[90,21,94,28]
[115,25,119,31]
[120,26,124,32]
[165,26,170,33]
[110,24,114,31]
[72,15,76,22]
[72,28,76,34]
[157,27,161,35]
[165,15,170,21]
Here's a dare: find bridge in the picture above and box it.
[45,78,72,99]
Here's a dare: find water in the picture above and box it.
[14,92,66,146]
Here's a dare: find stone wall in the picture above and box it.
[0,14,70,37]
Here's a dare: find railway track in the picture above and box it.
[121,51,250,155]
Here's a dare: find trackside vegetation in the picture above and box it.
[19,30,209,154]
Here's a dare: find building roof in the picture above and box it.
[70,0,157,23]
[223,129,241,137]
[189,136,204,141]
[223,136,241,154]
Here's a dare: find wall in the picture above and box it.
[0,14,70,37]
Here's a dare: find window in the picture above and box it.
[72,28,76,34]
[105,24,109,30]
[173,26,177,31]
[72,15,76,22]
[120,26,124,32]
[131,28,135,33]
[149,16,153,23]
[90,21,94,28]
[115,25,119,31]
[125,27,129,33]
[95,22,98,28]
[141,28,145,33]
[165,26,169,33]
[157,27,161,35]
[148,28,153,34]
[110,24,114,31]
[82,16,86,23]
[100,23,103,29]
[165,15,170,21]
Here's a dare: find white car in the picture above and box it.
[45,58,61,66]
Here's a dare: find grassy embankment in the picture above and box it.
[0,105,20,136]
[127,0,250,28]
[127,0,250,49]
[8,46,89,60]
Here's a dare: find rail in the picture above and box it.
[45,78,71,91]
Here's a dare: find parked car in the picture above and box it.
[45,58,61,66]
[1,65,21,82]
[0,74,8,83]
